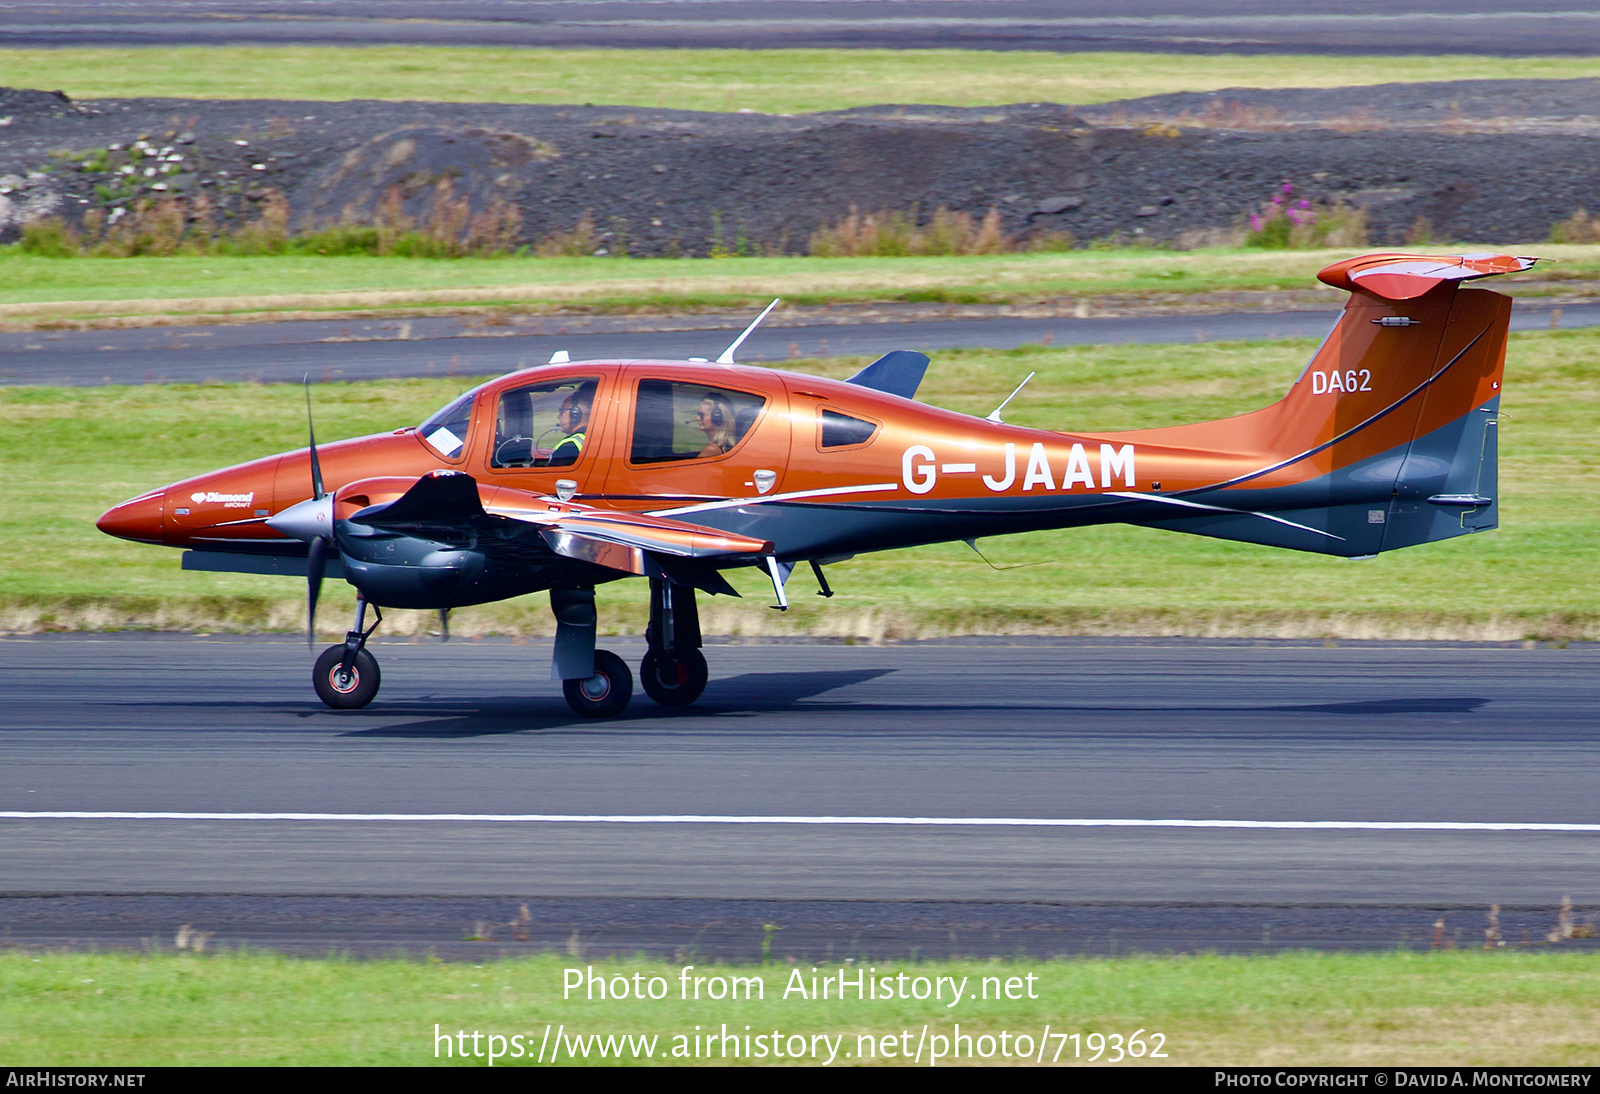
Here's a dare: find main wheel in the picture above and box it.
[562,649,633,718]
[312,645,380,710]
[640,648,708,707]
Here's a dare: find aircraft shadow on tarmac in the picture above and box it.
[338,669,899,738]
[330,678,1488,739]
[105,682,1491,739]
[101,681,1492,738]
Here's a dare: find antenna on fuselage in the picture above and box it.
[985,371,1036,424]
[715,298,780,364]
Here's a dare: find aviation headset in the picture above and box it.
[565,383,596,426]
[707,399,724,427]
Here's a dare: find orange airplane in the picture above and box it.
[98,252,1528,717]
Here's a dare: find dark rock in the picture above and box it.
[1030,195,1083,216]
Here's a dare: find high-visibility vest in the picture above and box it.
[549,431,585,463]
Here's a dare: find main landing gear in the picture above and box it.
[549,578,707,718]
[640,578,707,708]
[313,597,383,710]
[562,649,633,719]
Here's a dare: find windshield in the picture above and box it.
[418,388,481,458]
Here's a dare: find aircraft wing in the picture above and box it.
[341,470,770,593]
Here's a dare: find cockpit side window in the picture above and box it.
[491,377,600,469]
[629,379,767,464]
[418,391,477,458]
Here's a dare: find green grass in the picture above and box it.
[4,247,1599,327]
[2,950,1597,1066]
[3,47,1600,113]
[3,328,1597,641]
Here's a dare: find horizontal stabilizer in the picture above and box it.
[846,350,930,400]
[1317,252,1535,300]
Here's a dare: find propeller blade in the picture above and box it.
[304,375,325,500]
[306,535,328,649]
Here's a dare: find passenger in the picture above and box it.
[694,393,737,457]
[546,382,595,466]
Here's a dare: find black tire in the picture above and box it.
[562,649,633,718]
[312,645,381,710]
[640,648,708,707]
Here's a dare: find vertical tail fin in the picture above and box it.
[1123,253,1530,557]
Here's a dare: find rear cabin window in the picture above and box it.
[630,380,767,464]
[819,409,879,448]
[491,377,600,468]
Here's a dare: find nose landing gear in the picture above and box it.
[312,597,383,710]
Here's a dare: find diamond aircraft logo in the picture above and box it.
[192,490,254,508]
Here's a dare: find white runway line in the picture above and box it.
[2,812,1599,832]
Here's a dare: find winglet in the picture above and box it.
[846,350,930,400]
[716,298,779,364]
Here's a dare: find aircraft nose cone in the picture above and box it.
[96,491,165,543]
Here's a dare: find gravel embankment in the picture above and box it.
[2,79,1599,254]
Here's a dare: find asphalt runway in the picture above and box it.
[4,300,1594,387]
[2,0,1597,55]
[2,634,1597,954]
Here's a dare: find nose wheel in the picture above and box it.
[562,649,633,718]
[313,645,380,709]
[640,648,708,707]
[311,597,382,710]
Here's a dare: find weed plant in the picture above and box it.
[1244,182,1370,249]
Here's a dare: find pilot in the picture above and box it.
[694,393,737,457]
[546,382,595,467]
